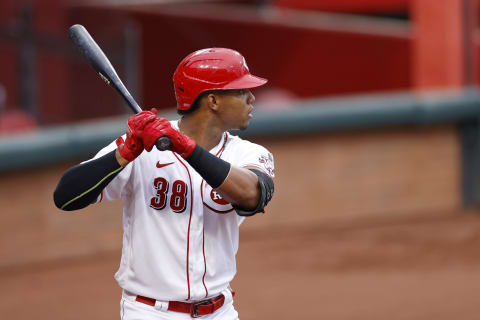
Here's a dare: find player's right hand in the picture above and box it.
[143,117,196,158]
[116,110,158,162]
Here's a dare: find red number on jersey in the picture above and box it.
[170,180,188,213]
[150,178,188,213]
[150,177,169,210]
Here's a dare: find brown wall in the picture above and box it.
[0,162,123,269]
[245,125,461,230]
[0,125,461,268]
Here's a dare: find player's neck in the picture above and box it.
[178,115,224,151]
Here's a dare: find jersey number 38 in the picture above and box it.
[150,177,188,213]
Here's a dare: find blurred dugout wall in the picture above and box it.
[2,0,480,127]
[0,1,139,126]
[0,0,416,127]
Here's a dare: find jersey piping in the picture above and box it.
[241,163,271,176]
[199,179,209,298]
[172,151,194,300]
[215,132,228,157]
[199,132,230,297]
[60,166,123,210]
[203,201,234,214]
[202,228,208,298]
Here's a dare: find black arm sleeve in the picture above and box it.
[234,169,275,217]
[185,145,231,188]
[53,150,124,211]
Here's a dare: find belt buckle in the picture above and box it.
[190,299,212,318]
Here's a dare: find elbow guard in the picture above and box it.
[234,169,274,217]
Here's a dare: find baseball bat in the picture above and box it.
[68,24,171,151]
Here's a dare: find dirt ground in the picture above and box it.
[1,210,480,320]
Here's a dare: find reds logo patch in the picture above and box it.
[210,190,229,205]
[259,153,275,177]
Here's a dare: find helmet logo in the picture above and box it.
[242,57,249,71]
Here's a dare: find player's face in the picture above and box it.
[217,89,255,130]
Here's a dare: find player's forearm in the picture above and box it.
[184,145,273,215]
[53,150,123,211]
[216,166,261,209]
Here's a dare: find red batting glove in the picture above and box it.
[129,109,158,139]
[143,118,196,158]
[116,109,158,162]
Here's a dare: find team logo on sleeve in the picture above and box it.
[210,190,229,205]
[259,153,275,177]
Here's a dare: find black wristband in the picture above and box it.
[185,145,231,188]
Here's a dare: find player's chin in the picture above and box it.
[238,119,250,131]
[231,114,251,131]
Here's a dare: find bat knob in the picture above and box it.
[155,136,172,151]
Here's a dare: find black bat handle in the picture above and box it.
[156,137,172,151]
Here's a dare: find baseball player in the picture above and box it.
[53,48,275,319]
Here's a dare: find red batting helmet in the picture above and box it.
[173,48,268,111]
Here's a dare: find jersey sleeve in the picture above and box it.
[233,141,275,178]
[84,136,133,202]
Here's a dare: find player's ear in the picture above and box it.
[207,93,220,112]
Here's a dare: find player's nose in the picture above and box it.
[247,90,255,104]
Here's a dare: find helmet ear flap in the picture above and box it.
[173,48,267,111]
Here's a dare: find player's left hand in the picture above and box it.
[116,109,158,162]
[143,118,196,158]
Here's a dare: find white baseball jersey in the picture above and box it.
[91,120,275,302]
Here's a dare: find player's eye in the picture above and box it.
[233,89,244,95]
